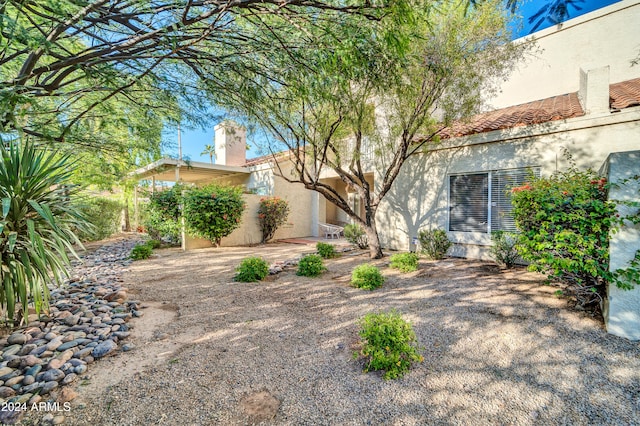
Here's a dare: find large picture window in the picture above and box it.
[449,168,540,233]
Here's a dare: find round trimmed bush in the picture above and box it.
[356,310,423,380]
[235,257,270,282]
[351,264,384,290]
[389,252,419,272]
[316,242,338,259]
[130,243,153,260]
[297,254,325,277]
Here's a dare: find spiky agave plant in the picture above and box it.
[0,141,89,324]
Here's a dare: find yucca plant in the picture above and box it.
[0,141,89,325]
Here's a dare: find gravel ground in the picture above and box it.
[62,240,640,425]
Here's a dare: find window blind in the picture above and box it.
[490,168,540,232]
[449,174,488,232]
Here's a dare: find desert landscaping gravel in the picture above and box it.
[12,236,640,425]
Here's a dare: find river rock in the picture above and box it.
[7,334,28,345]
[4,376,23,387]
[91,340,117,358]
[2,345,22,357]
[18,344,37,356]
[61,373,77,385]
[22,375,35,386]
[41,381,58,393]
[0,386,15,398]
[41,369,65,382]
[20,355,42,368]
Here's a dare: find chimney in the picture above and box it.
[214,121,247,166]
[578,66,610,115]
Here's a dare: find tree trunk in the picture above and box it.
[122,203,131,232]
[363,219,383,259]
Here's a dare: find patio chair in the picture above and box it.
[319,222,344,239]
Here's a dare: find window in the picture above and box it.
[449,167,540,233]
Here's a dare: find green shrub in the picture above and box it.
[297,254,325,277]
[73,196,122,241]
[130,244,153,260]
[510,168,617,307]
[183,184,245,246]
[490,231,519,269]
[356,310,423,380]
[144,186,183,245]
[316,242,338,259]
[235,257,270,282]
[344,224,368,249]
[0,141,90,323]
[351,264,384,290]
[418,229,451,260]
[146,239,162,249]
[258,197,290,243]
[389,252,419,273]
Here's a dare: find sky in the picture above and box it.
[168,0,620,164]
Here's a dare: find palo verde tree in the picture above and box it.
[209,0,526,258]
[0,0,386,151]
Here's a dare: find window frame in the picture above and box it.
[448,167,540,234]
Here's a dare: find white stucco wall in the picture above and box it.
[604,151,640,340]
[378,107,640,257]
[490,0,640,109]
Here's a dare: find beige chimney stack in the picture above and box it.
[214,121,246,166]
[578,66,610,115]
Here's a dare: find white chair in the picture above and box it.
[319,222,344,239]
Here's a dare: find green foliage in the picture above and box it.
[130,244,153,260]
[356,310,423,380]
[144,186,183,245]
[418,229,451,260]
[344,224,368,249]
[0,141,89,323]
[490,231,519,269]
[73,196,123,242]
[612,250,640,291]
[297,254,326,277]
[351,264,385,290]
[235,257,270,282]
[258,197,290,243]
[389,252,419,273]
[146,239,162,249]
[316,242,338,259]
[182,185,245,246]
[510,168,617,307]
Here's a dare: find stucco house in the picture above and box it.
[133,0,639,339]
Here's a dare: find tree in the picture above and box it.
[210,0,526,258]
[201,144,216,164]
[0,0,384,151]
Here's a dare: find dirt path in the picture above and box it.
[62,242,640,425]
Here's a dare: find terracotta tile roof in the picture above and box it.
[423,77,640,142]
[436,92,584,140]
[244,150,294,167]
[610,77,640,109]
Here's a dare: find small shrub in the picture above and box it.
[183,184,245,246]
[316,242,338,259]
[351,264,384,290]
[146,239,162,249]
[297,254,325,277]
[235,257,270,282]
[490,231,519,268]
[130,244,153,260]
[258,197,290,243]
[356,310,423,379]
[344,224,368,249]
[418,229,451,260]
[389,252,419,273]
